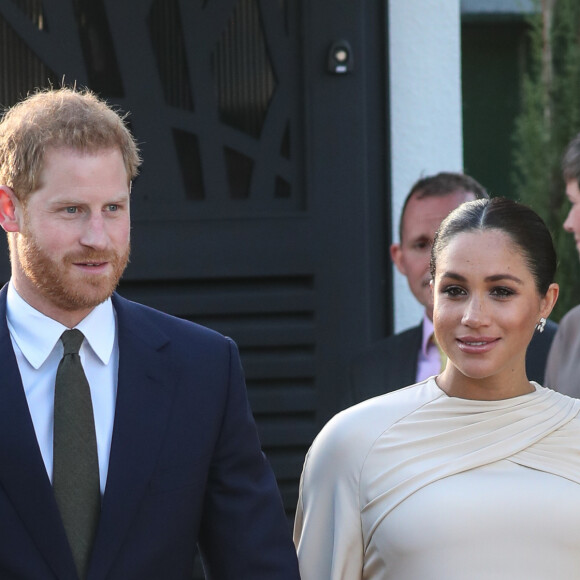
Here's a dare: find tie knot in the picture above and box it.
[60,329,85,356]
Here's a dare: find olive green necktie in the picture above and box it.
[53,329,100,579]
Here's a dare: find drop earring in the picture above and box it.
[536,317,546,333]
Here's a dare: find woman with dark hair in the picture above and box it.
[294,197,580,579]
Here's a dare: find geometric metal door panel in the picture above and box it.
[0,0,389,542]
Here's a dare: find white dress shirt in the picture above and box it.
[6,282,118,494]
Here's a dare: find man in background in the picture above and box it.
[349,172,557,404]
[544,133,580,396]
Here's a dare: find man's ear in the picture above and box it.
[390,242,407,276]
[0,186,22,233]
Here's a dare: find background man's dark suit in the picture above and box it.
[348,319,558,405]
[0,288,299,579]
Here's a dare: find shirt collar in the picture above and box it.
[6,282,116,369]
[420,314,435,356]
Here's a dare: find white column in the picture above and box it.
[389,0,463,332]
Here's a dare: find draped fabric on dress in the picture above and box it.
[362,383,580,549]
[295,378,580,580]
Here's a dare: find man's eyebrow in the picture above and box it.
[49,192,130,204]
[407,234,430,244]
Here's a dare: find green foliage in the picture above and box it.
[512,0,580,321]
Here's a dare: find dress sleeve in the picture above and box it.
[294,413,365,580]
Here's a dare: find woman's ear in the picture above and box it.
[0,186,22,233]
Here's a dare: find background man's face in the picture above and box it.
[564,179,580,255]
[391,190,476,320]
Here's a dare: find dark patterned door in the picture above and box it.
[0,0,388,559]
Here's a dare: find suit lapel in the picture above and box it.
[407,323,424,383]
[0,286,78,580]
[89,294,176,578]
[381,323,422,390]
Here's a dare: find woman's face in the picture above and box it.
[432,229,557,396]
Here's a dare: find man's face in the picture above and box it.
[391,190,476,320]
[564,179,580,255]
[2,147,131,326]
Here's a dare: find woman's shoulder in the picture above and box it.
[307,378,443,470]
[532,384,580,426]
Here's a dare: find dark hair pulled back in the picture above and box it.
[430,197,557,296]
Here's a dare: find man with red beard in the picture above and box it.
[0,88,299,580]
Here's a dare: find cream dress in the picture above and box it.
[294,378,580,579]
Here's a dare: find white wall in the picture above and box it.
[389,0,464,332]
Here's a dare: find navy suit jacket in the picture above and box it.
[0,288,300,579]
[348,318,558,406]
